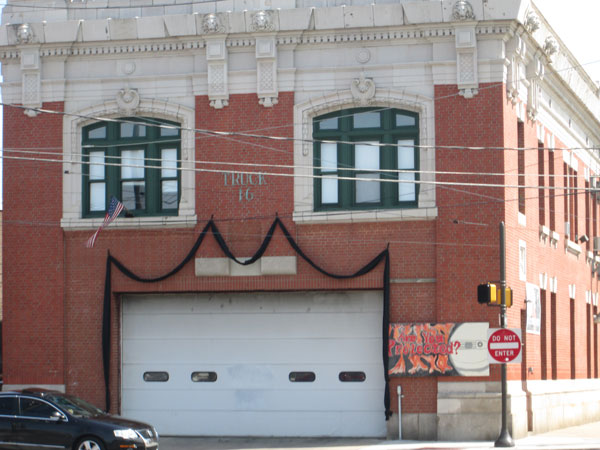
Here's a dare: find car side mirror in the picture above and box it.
[50,411,66,422]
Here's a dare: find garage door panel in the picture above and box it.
[123,312,382,340]
[126,410,386,437]
[123,363,383,390]
[121,387,384,412]
[123,338,381,364]
[123,292,382,315]
[122,292,385,437]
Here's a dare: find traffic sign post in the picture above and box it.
[488,328,522,364]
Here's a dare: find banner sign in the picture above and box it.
[389,322,489,377]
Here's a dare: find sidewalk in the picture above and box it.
[158,421,600,450]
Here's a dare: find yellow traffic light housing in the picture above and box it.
[477,283,512,307]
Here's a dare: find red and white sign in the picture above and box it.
[487,328,522,364]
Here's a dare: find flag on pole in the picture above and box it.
[85,196,125,248]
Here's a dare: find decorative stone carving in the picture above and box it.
[203,13,225,34]
[255,36,278,108]
[206,39,229,109]
[116,88,140,114]
[350,73,376,106]
[524,11,540,34]
[454,25,478,98]
[356,48,371,65]
[506,35,526,104]
[16,23,34,44]
[20,47,41,117]
[452,1,476,21]
[251,10,274,32]
[527,56,545,121]
[544,36,558,58]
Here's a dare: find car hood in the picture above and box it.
[84,414,153,430]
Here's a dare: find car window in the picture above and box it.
[19,398,58,419]
[0,397,18,416]
[43,394,103,418]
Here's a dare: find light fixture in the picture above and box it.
[579,234,590,243]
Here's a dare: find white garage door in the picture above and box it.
[121,291,385,437]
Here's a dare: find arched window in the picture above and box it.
[312,108,419,211]
[81,117,181,217]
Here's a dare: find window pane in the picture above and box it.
[88,126,106,139]
[398,140,415,169]
[0,397,17,415]
[143,372,169,382]
[20,399,56,418]
[321,177,338,204]
[160,126,179,137]
[398,173,416,202]
[318,117,338,130]
[289,372,315,382]
[161,148,178,178]
[162,180,178,209]
[320,143,337,172]
[356,173,380,203]
[191,372,217,382]
[123,181,146,210]
[396,114,416,127]
[355,142,379,171]
[90,183,105,211]
[121,149,145,179]
[353,111,380,128]
[121,123,147,138]
[89,151,105,180]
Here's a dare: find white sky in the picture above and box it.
[0,1,599,210]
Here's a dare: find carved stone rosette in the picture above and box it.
[251,10,275,32]
[202,13,226,34]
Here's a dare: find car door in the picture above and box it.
[16,396,73,450]
[0,395,19,449]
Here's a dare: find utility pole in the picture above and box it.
[495,221,515,447]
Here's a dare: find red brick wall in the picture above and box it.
[3,88,599,417]
[3,102,65,386]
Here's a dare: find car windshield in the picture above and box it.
[44,394,105,418]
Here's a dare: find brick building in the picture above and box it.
[1,0,599,441]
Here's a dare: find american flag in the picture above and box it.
[85,196,125,248]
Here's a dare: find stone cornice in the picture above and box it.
[0,22,514,61]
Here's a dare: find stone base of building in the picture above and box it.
[433,380,600,441]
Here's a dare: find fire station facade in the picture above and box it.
[2,0,600,441]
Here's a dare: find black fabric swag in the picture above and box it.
[102,217,391,419]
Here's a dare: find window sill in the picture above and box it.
[565,239,582,257]
[61,214,197,230]
[292,206,438,224]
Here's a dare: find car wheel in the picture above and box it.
[75,437,105,450]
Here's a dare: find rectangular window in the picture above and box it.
[549,152,556,231]
[313,108,419,211]
[538,142,545,226]
[518,121,525,215]
[82,118,181,217]
[519,240,527,281]
[551,292,557,380]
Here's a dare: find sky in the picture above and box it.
[0,1,599,210]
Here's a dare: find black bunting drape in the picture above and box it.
[102,217,391,419]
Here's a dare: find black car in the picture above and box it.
[0,388,158,450]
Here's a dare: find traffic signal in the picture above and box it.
[477,283,512,307]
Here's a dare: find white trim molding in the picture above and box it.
[61,98,197,229]
[292,88,436,224]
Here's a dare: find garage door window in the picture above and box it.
[191,372,217,382]
[289,371,316,382]
[143,371,169,382]
[339,371,366,382]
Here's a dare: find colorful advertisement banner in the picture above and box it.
[389,322,489,377]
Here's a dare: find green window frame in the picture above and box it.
[313,107,419,211]
[82,117,181,218]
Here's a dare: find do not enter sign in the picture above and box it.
[488,328,522,363]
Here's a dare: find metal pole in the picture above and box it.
[495,222,515,447]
